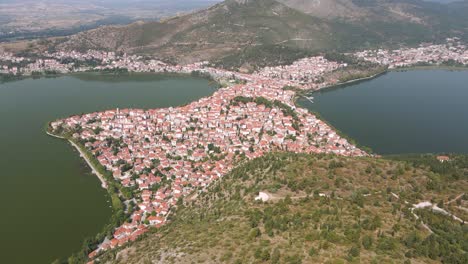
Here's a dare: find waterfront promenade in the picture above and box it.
[47,131,107,189]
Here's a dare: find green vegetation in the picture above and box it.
[98,153,467,264]
[215,45,316,71]
[320,53,389,85]
[190,70,214,80]
[387,154,468,182]
[406,210,468,263]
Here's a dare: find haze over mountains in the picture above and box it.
[42,0,467,68]
[2,0,467,68]
[0,0,220,41]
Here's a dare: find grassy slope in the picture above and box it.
[98,153,467,264]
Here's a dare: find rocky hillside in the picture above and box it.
[47,0,467,67]
[95,153,468,264]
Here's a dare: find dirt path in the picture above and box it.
[446,193,465,205]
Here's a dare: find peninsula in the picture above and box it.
[42,39,468,262]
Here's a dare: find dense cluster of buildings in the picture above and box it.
[0,51,134,75]
[254,56,346,89]
[1,38,466,77]
[354,38,468,68]
[0,52,29,75]
[49,53,367,260]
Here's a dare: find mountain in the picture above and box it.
[25,0,468,67]
[276,0,367,19]
[95,153,468,264]
[276,0,452,22]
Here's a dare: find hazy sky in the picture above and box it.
[0,0,460,4]
[0,0,221,3]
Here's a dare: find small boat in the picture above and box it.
[304,95,314,103]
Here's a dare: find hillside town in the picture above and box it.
[6,38,467,262]
[354,38,468,68]
[48,53,368,261]
[1,39,467,77]
[253,56,346,89]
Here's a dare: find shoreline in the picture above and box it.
[301,64,468,96]
[391,65,468,72]
[1,70,219,85]
[310,69,388,94]
[292,64,467,153]
[68,139,108,189]
[46,131,108,189]
[289,69,388,154]
[293,65,468,155]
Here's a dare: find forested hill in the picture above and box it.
[18,0,467,68]
[95,153,467,264]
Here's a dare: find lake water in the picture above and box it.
[0,73,217,263]
[298,70,468,154]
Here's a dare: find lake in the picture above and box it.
[298,69,468,154]
[0,73,217,263]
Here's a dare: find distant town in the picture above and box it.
[4,38,467,262]
[353,38,468,69]
[0,39,467,77]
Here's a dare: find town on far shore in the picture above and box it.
[0,38,467,77]
[4,38,465,263]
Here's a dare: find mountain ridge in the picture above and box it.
[13,0,468,68]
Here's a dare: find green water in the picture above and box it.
[298,70,468,154]
[0,73,217,263]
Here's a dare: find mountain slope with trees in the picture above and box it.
[22,0,465,68]
[92,153,467,264]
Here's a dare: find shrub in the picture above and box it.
[362,235,373,250]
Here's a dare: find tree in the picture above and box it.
[271,248,281,264]
[308,247,317,257]
[261,249,271,261]
[377,236,397,251]
[248,227,261,240]
[352,191,365,207]
[285,254,302,264]
[348,245,360,258]
[362,235,373,250]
